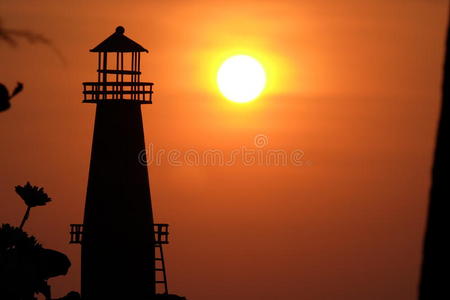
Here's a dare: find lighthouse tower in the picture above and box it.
[70,26,168,300]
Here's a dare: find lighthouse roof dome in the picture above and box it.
[90,26,148,53]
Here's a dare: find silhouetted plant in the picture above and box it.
[0,224,71,300]
[0,223,41,253]
[15,182,51,230]
[1,17,65,113]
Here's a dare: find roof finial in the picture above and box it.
[116,26,125,34]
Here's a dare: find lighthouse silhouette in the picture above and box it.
[70,26,171,300]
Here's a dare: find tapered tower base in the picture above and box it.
[82,103,155,300]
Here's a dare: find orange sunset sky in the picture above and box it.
[0,1,449,299]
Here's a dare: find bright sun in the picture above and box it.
[217,55,266,103]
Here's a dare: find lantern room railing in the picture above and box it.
[69,223,169,244]
[83,49,154,104]
[82,81,153,103]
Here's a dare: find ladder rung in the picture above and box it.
[155,268,164,271]
[156,281,166,283]
[155,258,162,260]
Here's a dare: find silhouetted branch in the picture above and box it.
[0,19,66,64]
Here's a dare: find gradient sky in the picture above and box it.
[0,1,448,299]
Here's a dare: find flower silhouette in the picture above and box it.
[15,182,51,229]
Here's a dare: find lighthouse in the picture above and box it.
[70,26,169,300]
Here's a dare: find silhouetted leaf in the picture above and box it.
[0,223,42,253]
[10,82,23,98]
[0,83,10,112]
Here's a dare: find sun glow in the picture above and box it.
[217,55,266,103]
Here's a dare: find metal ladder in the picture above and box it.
[154,224,169,294]
[155,243,168,294]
